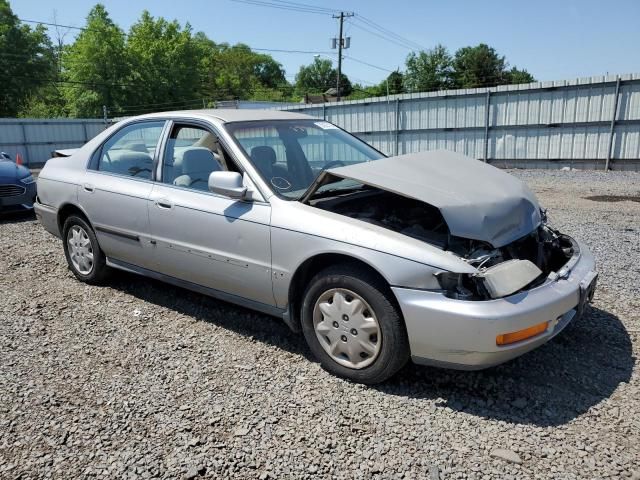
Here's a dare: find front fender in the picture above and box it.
[270,225,446,309]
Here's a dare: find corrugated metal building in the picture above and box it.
[275,73,640,170]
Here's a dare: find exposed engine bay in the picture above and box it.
[312,188,575,300]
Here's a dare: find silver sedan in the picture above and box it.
[34,110,598,384]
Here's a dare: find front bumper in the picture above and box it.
[0,182,36,212]
[34,199,60,238]
[394,238,597,370]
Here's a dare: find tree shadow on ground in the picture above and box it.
[106,269,634,427]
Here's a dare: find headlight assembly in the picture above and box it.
[434,271,481,300]
[20,174,35,185]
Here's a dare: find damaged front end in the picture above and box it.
[304,151,582,301]
[309,185,575,301]
[434,223,576,300]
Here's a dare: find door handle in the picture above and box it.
[83,183,94,193]
[155,199,173,209]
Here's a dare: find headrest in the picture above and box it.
[114,151,152,165]
[193,132,218,151]
[122,141,148,153]
[182,147,219,173]
[251,146,277,168]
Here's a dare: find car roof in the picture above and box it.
[134,108,314,123]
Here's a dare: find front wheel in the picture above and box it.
[62,215,109,284]
[301,265,409,384]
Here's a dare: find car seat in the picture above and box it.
[173,148,222,190]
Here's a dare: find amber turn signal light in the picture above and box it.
[496,321,549,346]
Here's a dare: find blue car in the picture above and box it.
[0,152,37,213]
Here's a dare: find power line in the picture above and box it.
[355,14,427,51]
[117,97,210,109]
[262,0,339,14]
[229,0,335,16]
[9,73,136,88]
[18,19,336,57]
[19,18,85,31]
[226,0,426,52]
[343,55,394,73]
[251,47,333,55]
[348,19,418,51]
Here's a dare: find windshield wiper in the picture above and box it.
[307,185,368,201]
[299,170,333,204]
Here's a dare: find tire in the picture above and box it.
[62,215,109,284]
[301,264,409,384]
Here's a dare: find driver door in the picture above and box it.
[147,122,275,307]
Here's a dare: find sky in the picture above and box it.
[11,0,640,86]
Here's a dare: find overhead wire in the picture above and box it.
[354,14,427,51]
[343,55,394,73]
[228,0,335,16]
[347,20,417,51]
[266,0,339,14]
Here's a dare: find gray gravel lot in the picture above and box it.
[1,169,639,479]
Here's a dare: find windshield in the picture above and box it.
[225,119,385,200]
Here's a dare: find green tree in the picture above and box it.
[18,85,67,118]
[205,43,287,100]
[506,66,535,84]
[295,57,352,96]
[254,54,286,89]
[126,11,201,111]
[452,43,507,88]
[0,0,56,116]
[385,70,404,95]
[62,4,130,117]
[345,71,404,100]
[346,84,382,100]
[404,44,453,92]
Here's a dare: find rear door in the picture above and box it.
[78,120,166,270]
[147,121,274,306]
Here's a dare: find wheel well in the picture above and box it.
[57,204,90,234]
[287,253,390,332]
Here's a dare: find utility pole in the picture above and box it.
[332,11,353,101]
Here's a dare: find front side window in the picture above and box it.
[161,124,225,191]
[97,121,165,179]
[225,120,384,199]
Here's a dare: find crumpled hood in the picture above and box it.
[325,150,541,248]
[0,160,30,183]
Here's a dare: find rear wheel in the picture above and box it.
[301,264,409,384]
[62,215,109,284]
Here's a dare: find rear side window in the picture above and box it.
[97,121,165,179]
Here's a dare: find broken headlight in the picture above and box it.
[434,271,478,300]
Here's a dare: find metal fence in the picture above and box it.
[0,118,110,167]
[1,74,639,169]
[274,73,640,171]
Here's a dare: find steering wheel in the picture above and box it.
[322,160,345,170]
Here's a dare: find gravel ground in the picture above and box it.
[1,169,639,479]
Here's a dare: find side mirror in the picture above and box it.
[208,171,247,199]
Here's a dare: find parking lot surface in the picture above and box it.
[1,169,639,479]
